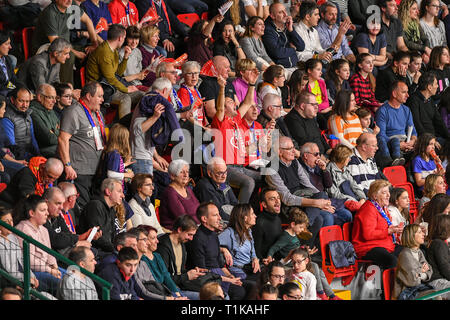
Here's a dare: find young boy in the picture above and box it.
[97,247,141,300]
[265,208,309,264]
[356,107,379,135]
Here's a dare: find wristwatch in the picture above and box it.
[65,161,71,167]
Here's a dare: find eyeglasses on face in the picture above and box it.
[286,294,302,300]
[306,151,320,157]
[185,72,200,77]
[270,274,285,280]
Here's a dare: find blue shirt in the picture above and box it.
[81,0,112,41]
[412,156,436,190]
[218,227,257,268]
[375,102,417,141]
[352,31,387,56]
[316,20,354,59]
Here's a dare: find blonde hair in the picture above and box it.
[401,224,421,248]
[236,59,256,77]
[368,180,392,200]
[140,25,160,45]
[114,202,126,229]
[105,123,131,162]
[199,282,223,300]
[329,144,353,164]
[230,0,241,25]
[423,174,443,199]
[399,0,419,30]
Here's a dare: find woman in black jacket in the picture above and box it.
[0,31,24,97]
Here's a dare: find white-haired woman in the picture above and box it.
[177,61,208,128]
[159,159,200,230]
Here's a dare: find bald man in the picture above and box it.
[30,83,60,158]
[198,55,239,122]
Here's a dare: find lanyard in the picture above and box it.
[79,99,106,143]
[371,200,395,243]
[181,84,201,105]
[61,212,75,233]
[250,122,260,158]
[151,0,172,34]
[124,1,131,26]
[172,89,183,110]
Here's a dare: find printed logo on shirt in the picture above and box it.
[55,227,61,234]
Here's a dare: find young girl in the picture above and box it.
[428,46,450,97]
[327,90,364,149]
[304,58,331,115]
[286,69,309,108]
[258,64,286,107]
[325,59,351,106]
[388,187,410,226]
[392,224,433,300]
[419,174,447,210]
[349,53,382,112]
[355,107,380,135]
[412,133,445,189]
[285,247,317,300]
[407,51,424,86]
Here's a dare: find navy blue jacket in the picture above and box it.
[97,262,141,300]
[262,16,305,68]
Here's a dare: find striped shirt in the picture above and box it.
[347,148,384,194]
[327,113,363,148]
[349,72,380,110]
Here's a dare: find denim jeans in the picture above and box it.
[180,290,200,300]
[333,207,353,226]
[132,159,153,175]
[377,135,401,159]
[34,267,66,296]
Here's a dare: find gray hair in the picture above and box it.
[168,159,189,177]
[319,1,337,16]
[155,61,174,77]
[37,83,55,96]
[151,77,173,92]
[44,158,64,174]
[48,37,72,54]
[207,156,226,172]
[42,187,65,201]
[182,61,201,74]
[101,178,121,193]
[262,93,282,110]
[300,142,317,157]
[58,181,78,198]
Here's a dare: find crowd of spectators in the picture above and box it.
[0,0,450,301]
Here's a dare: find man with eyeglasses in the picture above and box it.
[30,83,60,158]
[266,136,335,250]
[17,38,72,93]
[3,86,40,161]
[347,132,388,195]
[194,156,238,221]
[257,93,299,157]
[59,181,82,232]
[284,90,331,157]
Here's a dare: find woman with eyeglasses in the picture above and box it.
[177,61,208,128]
[419,0,447,49]
[233,59,259,106]
[327,90,364,149]
[128,173,167,235]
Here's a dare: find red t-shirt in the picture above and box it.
[108,0,139,27]
[177,85,206,126]
[211,113,265,166]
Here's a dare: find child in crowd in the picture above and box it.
[412,133,445,190]
[327,89,363,149]
[265,208,309,263]
[257,284,279,300]
[392,224,433,300]
[388,187,410,226]
[304,58,331,115]
[258,64,286,106]
[356,107,380,135]
[407,51,423,88]
[285,247,317,300]
[325,58,351,106]
[350,53,382,112]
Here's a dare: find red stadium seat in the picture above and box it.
[392,182,419,223]
[383,165,407,185]
[319,225,357,285]
[177,13,200,27]
[201,12,208,20]
[22,27,35,61]
[382,268,396,300]
[0,183,7,193]
[79,66,86,88]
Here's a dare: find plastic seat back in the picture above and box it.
[383,166,407,185]
[177,13,200,27]
[22,27,35,61]
[382,268,396,300]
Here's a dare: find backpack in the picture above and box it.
[328,240,357,268]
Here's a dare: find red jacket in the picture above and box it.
[351,200,395,258]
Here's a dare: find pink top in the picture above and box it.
[233,77,258,105]
[15,220,58,273]
[159,186,201,230]
[307,78,330,113]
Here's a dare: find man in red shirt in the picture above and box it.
[108,0,140,27]
[211,71,275,203]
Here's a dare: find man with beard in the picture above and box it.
[378,0,408,60]
[317,1,355,64]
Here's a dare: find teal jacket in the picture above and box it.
[30,100,60,158]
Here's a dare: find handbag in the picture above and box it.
[180,272,222,292]
[142,280,172,296]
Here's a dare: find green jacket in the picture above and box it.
[86,41,129,93]
[30,100,60,158]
